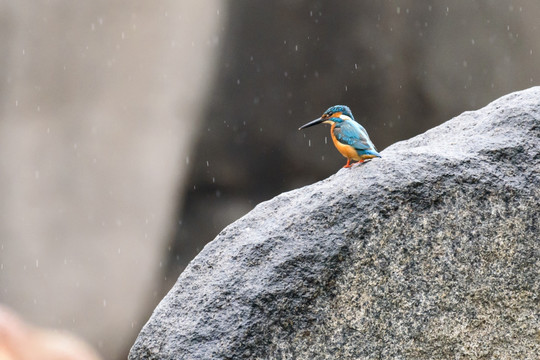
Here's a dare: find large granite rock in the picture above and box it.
[130,87,540,359]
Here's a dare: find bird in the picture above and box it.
[299,105,381,168]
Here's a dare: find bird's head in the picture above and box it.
[299,105,354,130]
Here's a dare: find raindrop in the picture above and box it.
[396,7,401,14]
[295,45,298,51]
[206,161,209,167]
[237,79,240,85]
[35,259,39,268]
[308,139,311,147]
[186,156,190,164]
[325,137,328,144]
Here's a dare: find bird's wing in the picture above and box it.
[333,121,374,151]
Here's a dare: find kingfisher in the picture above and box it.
[299,105,381,168]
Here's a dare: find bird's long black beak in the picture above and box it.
[298,117,324,130]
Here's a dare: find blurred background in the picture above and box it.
[1,1,539,359]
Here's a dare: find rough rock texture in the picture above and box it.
[130,87,540,359]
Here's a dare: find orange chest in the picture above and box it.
[330,123,361,161]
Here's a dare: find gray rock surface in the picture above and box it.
[130,87,540,359]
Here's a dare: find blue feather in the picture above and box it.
[334,120,380,157]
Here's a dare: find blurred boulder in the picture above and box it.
[131,87,539,359]
[0,1,223,359]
